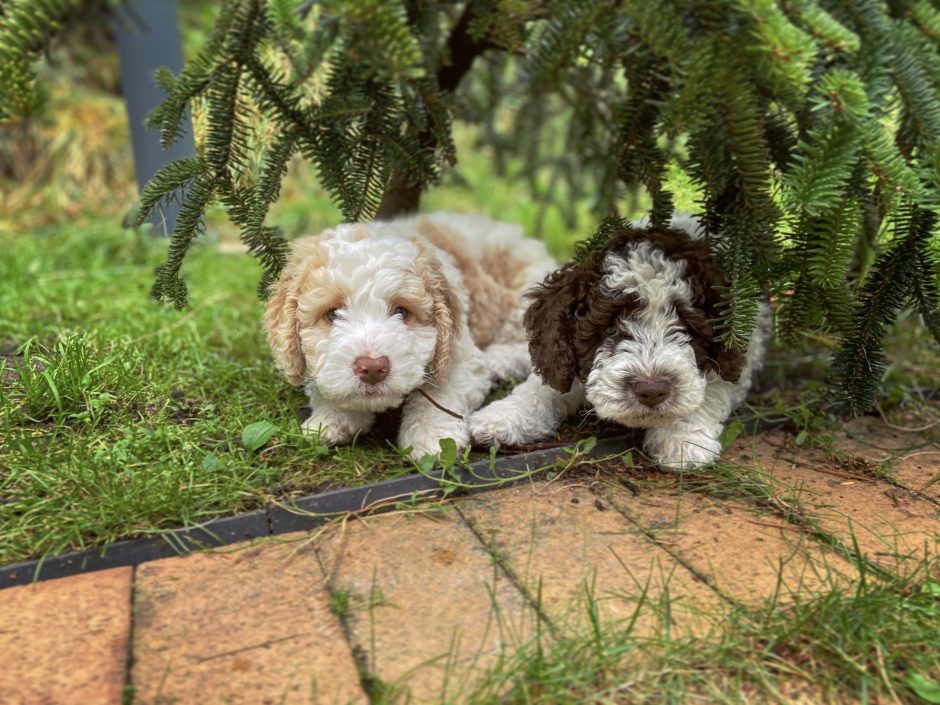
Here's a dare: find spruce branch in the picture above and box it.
[524,0,609,90]
[831,206,936,415]
[739,0,815,103]
[0,0,106,122]
[151,175,216,308]
[912,0,940,44]
[791,0,860,53]
[131,156,206,229]
[618,49,674,227]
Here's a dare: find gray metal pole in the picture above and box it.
[113,0,195,236]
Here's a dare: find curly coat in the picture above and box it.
[523,224,747,393]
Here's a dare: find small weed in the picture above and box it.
[4,334,113,423]
[121,684,135,705]
[329,588,355,617]
[358,670,403,705]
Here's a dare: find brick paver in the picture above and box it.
[458,482,723,634]
[131,535,366,705]
[0,567,132,705]
[607,488,857,603]
[729,431,940,572]
[833,415,940,503]
[315,510,532,704]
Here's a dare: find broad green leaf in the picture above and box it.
[417,453,436,474]
[908,672,940,703]
[242,421,278,451]
[579,436,597,454]
[439,437,458,471]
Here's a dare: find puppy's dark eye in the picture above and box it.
[605,325,618,337]
[325,308,341,322]
[393,306,408,320]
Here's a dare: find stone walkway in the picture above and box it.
[2,417,938,705]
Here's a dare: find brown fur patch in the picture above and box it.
[525,225,748,391]
[417,219,522,347]
[264,235,329,385]
[523,261,635,392]
[413,239,462,381]
[480,243,530,291]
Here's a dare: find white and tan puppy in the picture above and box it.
[265,212,555,458]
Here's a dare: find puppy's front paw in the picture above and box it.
[400,418,469,461]
[469,397,550,447]
[643,426,723,470]
[301,407,371,445]
[469,401,517,447]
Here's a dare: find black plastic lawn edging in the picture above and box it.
[0,437,636,590]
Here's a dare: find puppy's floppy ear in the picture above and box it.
[414,242,463,382]
[264,264,305,386]
[264,237,323,386]
[524,262,597,392]
[676,255,748,384]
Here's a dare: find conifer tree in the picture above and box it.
[2,0,939,414]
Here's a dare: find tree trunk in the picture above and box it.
[376,0,497,219]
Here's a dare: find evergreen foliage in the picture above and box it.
[0,0,110,122]
[831,207,937,414]
[2,0,940,414]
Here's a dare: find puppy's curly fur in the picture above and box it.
[471,216,769,469]
[265,212,555,459]
[525,225,747,392]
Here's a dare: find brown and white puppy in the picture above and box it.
[265,212,555,458]
[470,216,769,469]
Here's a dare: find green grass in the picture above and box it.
[0,222,418,563]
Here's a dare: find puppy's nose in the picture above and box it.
[353,356,390,384]
[631,376,673,408]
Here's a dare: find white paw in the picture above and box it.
[399,418,470,460]
[301,407,370,445]
[469,399,530,446]
[643,427,723,470]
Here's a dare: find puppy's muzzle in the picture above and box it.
[353,356,390,385]
[629,375,674,408]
